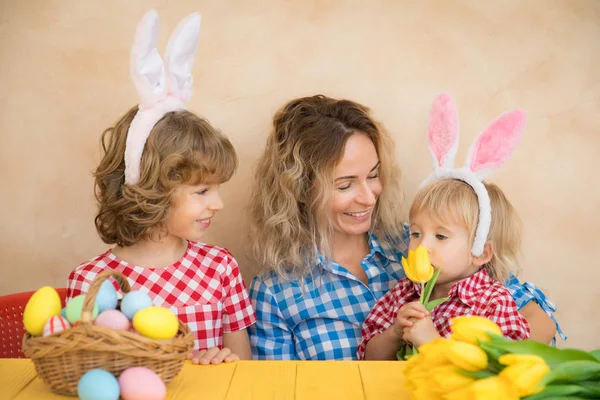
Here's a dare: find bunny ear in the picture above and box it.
[164,13,202,102]
[429,93,460,169]
[130,10,167,106]
[465,110,526,180]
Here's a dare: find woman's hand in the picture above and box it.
[188,347,240,365]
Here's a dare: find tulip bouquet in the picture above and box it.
[403,315,600,399]
[398,245,449,359]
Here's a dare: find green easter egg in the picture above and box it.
[65,294,99,324]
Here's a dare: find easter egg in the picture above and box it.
[96,280,118,313]
[120,291,152,319]
[132,306,178,340]
[60,307,67,318]
[77,369,120,400]
[118,367,166,400]
[42,315,71,336]
[66,295,99,324]
[95,310,130,331]
[23,286,62,336]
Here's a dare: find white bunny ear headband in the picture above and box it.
[124,9,202,185]
[421,93,527,256]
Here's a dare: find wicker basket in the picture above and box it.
[22,270,194,396]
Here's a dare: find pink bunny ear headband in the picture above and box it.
[421,93,527,256]
[124,10,202,185]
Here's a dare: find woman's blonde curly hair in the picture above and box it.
[94,106,237,246]
[248,95,404,279]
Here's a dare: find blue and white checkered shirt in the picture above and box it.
[248,228,565,360]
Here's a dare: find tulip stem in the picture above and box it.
[420,282,425,303]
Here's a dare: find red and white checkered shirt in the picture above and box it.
[67,241,257,351]
[357,268,529,359]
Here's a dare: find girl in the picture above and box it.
[359,94,535,359]
[67,10,256,365]
[248,94,562,361]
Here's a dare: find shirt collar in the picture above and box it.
[451,268,494,307]
[315,230,407,268]
[368,227,409,263]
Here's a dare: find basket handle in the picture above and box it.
[81,270,132,323]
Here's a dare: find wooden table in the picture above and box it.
[1,359,409,399]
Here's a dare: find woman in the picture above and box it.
[247,94,562,360]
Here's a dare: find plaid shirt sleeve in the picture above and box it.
[357,281,407,360]
[247,276,296,360]
[505,274,566,344]
[481,288,530,341]
[221,253,257,333]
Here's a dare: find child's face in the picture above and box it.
[330,133,382,239]
[165,179,224,242]
[408,209,480,287]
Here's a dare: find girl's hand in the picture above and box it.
[188,347,240,365]
[402,316,439,347]
[395,301,429,338]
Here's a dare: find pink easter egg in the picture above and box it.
[118,367,166,400]
[95,310,131,331]
[42,316,71,336]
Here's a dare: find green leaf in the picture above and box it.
[457,369,496,379]
[481,343,508,362]
[523,384,589,400]
[591,349,600,362]
[421,268,441,305]
[540,360,600,385]
[524,380,600,399]
[537,397,600,400]
[397,344,409,361]
[579,380,600,394]
[479,339,599,365]
[424,296,450,312]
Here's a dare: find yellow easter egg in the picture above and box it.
[132,306,178,340]
[23,286,62,336]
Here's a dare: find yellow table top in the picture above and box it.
[1,358,409,399]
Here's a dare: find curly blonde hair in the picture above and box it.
[409,179,522,283]
[94,106,237,246]
[248,95,404,279]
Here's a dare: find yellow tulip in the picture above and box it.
[444,376,519,400]
[449,315,503,345]
[413,384,444,400]
[419,338,453,367]
[443,340,488,372]
[402,245,434,283]
[430,365,475,393]
[498,354,550,396]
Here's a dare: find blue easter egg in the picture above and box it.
[60,307,67,318]
[77,369,120,400]
[120,291,152,319]
[96,280,118,313]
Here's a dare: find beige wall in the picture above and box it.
[1,0,598,350]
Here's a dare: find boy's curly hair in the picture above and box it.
[94,106,237,246]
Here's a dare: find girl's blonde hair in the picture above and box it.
[409,179,521,283]
[248,94,404,279]
[95,106,237,246]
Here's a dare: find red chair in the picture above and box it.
[0,288,67,358]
